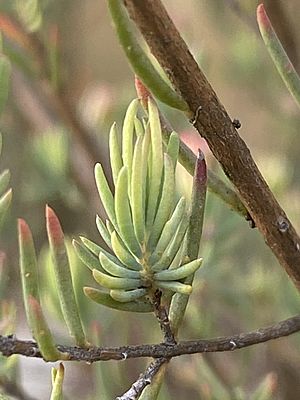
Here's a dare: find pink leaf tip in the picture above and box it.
[46,205,64,246]
[257,4,271,30]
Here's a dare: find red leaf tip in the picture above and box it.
[134,76,152,108]
[257,3,270,29]
[46,205,64,245]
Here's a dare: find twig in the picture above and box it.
[116,358,167,400]
[122,0,300,291]
[150,290,176,345]
[1,314,300,362]
[118,289,176,399]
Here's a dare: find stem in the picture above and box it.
[1,314,300,361]
[123,0,300,292]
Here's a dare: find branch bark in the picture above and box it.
[1,314,300,362]
[122,0,300,291]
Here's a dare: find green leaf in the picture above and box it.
[131,135,146,244]
[18,218,40,326]
[84,287,153,312]
[72,239,104,272]
[146,99,164,229]
[149,197,186,265]
[50,363,65,400]
[95,216,112,248]
[46,206,88,348]
[94,163,118,229]
[154,258,202,281]
[111,231,141,270]
[122,98,139,188]
[110,288,147,302]
[115,166,142,258]
[99,252,140,279]
[156,281,192,295]
[28,296,66,361]
[152,217,189,272]
[93,268,142,290]
[109,122,123,185]
[166,131,180,168]
[257,4,300,109]
[18,219,65,361]
[107,0,188,111]
[170,151,207,332]
[147,154,175,251]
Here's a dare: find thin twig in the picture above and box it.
[1,314,300,362]
[150,290,176,345]
[118,290,176,399]
[116,358,167,400]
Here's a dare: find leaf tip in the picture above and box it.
[18,218,32,241]
[135,75,152,108]
[195,149,207,186]
[257,4,270,29]
[46,205,64,245]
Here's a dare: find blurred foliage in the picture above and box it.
[0,0,299,399]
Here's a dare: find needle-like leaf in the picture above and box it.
[107,0,188,111]
[46,205,88,348]
[257,4,300,109]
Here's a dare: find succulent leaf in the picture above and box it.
[153,258,202,281]
[131,135,146,244]
[79,100,204,311]
[84,286,153,312]
[147,154,175,251]
[110,288,147,303]
[111,231,141,270]
[115,166,142,258]
[99,252,140,279]
[46,206,87,348]
[146,99,164,229]
[50,363,65,400]
[109,122,123,185]
[92,269,143,290]
[166,131,180,168]
[94,163,117,229]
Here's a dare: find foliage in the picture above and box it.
[0,1,300,400]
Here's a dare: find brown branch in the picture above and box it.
[116,358,167,400]
[117,291,176,399]
[150,290,176,345]
[1,314,300,362]
[122,0,300,291]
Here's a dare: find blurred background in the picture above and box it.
[0,0,300,399]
